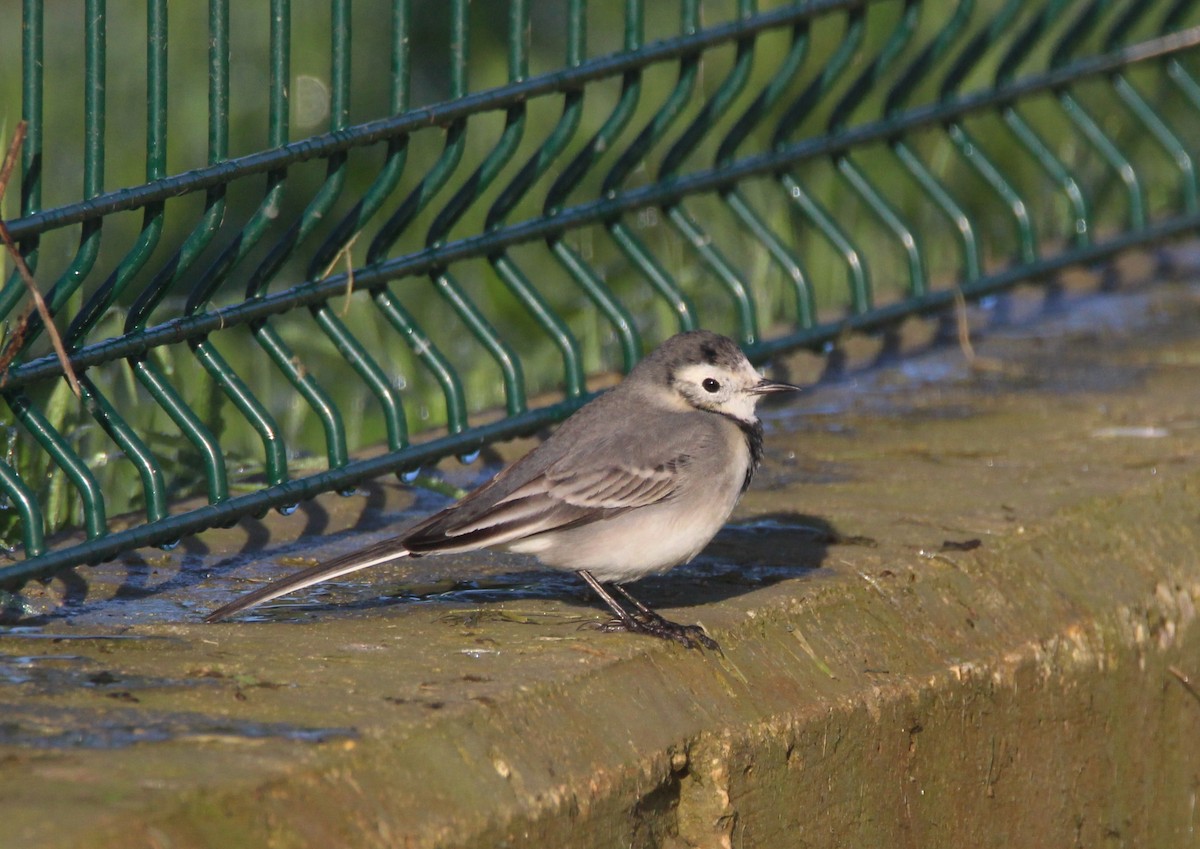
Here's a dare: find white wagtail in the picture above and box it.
[205,330,800,648]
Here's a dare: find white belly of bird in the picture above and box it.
[507,458,748,584]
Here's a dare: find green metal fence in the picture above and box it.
[1,0,1198,590]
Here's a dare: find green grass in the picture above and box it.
[0,0,1197,552]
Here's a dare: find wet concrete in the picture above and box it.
[2,256,1200,847]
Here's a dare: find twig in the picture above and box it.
[0,121,81,397]
[953,285,1013,375]
[952,285,976,364]
[316,232,359,318]
[1168,665,1200,707]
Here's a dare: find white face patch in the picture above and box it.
[672,360,763,423]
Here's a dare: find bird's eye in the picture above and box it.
[702,378,721,393]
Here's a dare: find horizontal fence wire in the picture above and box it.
[0,0,1198,588]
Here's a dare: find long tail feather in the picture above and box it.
[204,537,411,622]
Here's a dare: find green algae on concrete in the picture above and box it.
[2,270,1200,847]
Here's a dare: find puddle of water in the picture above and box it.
[0,631,184,642]
[1091,426,1170,439]
[0,654,88,685]
[0,703,355,749]
[0,651,218,699]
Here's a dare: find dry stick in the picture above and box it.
[1168,665,1200,707]
[316,231,360,318]
[0,121,81,397]
[953,285,1011,375]
[952,285,976,364]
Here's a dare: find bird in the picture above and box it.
[204,330,800,649]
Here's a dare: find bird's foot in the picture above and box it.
[574,571,719,650]
[599,612,719,651]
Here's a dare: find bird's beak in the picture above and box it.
[751,377,803,395]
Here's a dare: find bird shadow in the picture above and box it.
[232,511,846,624]
[627,511,846,609]
[7,504,844,628]
[2,480,448,626]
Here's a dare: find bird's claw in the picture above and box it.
[597,614,719,651]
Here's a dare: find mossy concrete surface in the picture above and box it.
[3,270,1200,848]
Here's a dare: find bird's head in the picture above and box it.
[635,331,801,424]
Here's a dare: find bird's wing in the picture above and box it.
[402,455,690,551]
[541,459,685,508]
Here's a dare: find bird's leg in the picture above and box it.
[575,570,718,650]
[575,570,644,632]
[609,582,672,624]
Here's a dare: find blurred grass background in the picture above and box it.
[0,0,1197,548]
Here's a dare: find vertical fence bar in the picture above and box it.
[545,0,644,371]
[487,0,588,399]
[831,0,926,297]
[3,0,110,544]
[886,0,981,283]
[718,21,815,328]
[241,0,354,473]
[775,8,871,313]
[182,7,289,492]
[604,0,700,333]
[127,0,233,507]
[940,0,1035,264]
[0,0,50,557]
[660,0,760,345]
[416,0,529,418]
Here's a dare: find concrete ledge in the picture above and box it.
[3,274,1200,847]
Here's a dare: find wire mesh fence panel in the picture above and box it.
[1,0,1198,587]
